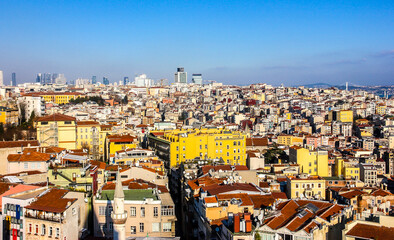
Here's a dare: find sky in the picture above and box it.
[0,0,393,86]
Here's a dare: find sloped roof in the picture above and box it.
[346,223,394,239]
[7,151,51,162]
[25,188,76,213]
[0,140,39,149]
[37,113,76,122]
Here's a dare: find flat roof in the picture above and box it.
[99,189,158,201]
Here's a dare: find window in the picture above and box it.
[227,145,230,149]
[99,206,106,215]
[29,224,32,233]
[37,163,41,169]
[183,146,185,151]
[141,207,145,217]
[176,146,179,151]
[49,227,53,237]
[161,206,174,216]
[140,223,144,232]
[56,228,60,238]
[152,222,160,232]
[318,184,322,188]
[24,163,28,169]
[130,226,136,234]
[64,121,72,124]
[35,225,39,234]
[154,207,158,217]
[130,207,136,217]
[163,222,171,232]
[200,145,202,150]
[295,184,299,188]
[42,224,46,235]
[227,152,229,156]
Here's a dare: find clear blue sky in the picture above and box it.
[0,0,393,85]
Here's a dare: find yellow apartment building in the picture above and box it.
[148,128,247,167]
[286,175,326,199]
[76,121,111,160]
[105,134,138,160]
[23,92,82,105]
[36,114,77,149]
[335,158,360,180]
[289,146,329,177]
[277,134,303,146]
[376,104,387,115]
[329,110,353,123]
[0,107,19,125]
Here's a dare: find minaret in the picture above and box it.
[111,171,127,240]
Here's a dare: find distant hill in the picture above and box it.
[295,83,333,88]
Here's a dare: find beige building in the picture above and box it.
[0,140,39,174]
[7,151,51,174]
[93,188,176,238]
[24,188,86,240]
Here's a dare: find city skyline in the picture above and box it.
[0,1,393,85]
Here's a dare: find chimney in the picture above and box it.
[244,212,251,221]
[234,214,240,233]
[246,220,252,233]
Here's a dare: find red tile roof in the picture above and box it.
[7,151,51,162]
[25,188,76,213]
[346,223,394,239]
[36,113,76,122]
[0,140,39,149]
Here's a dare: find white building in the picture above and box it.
[18,96,45,120]
[0,70,3,86]
[134,74,153,87]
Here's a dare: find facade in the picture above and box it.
[22,92,81,105]
[76,121,108,160]
[18,96,45,120]
[1,186,45,240]
[11,72,16,86]
[360,164,377,186]
[7,151,51,174]
[105,134,138,161]
[0,107,19,125]
[289,146,329,177]
[0,140,39,174]
[174,67,187,84]
[36,114,77,149]
[93,188,176,238]
[192,74,203,85]
[0,70,3,86]
[24,189,83,240]
[286,175,326,199]
[149,128,247,167]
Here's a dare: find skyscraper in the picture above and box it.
[92,76,97,84]
[11,72,16,86]
[174,67,187,84]
[192,74,203,85]
[103,77,109,85]
[123,77,129,85]
[0,70,3,86]
[36,73,42,83]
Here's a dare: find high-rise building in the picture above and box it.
[11,72,16,86]
[134,74,153,87]
[123,77,129,85]
[0,70,3,86]
[174,67,187,84]
[92,76,97,84]
[192,73,203,84]
[103,77,109,85]
[36,73,42,83]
